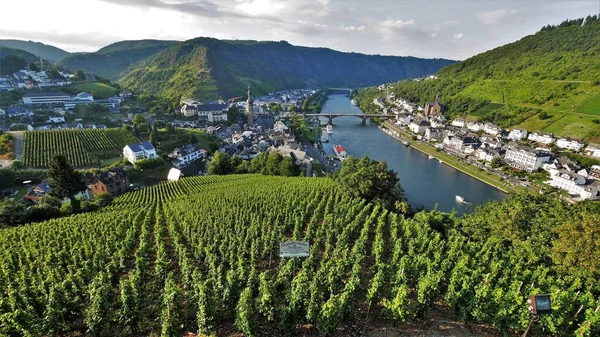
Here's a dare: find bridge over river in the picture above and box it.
[299,112,396,125]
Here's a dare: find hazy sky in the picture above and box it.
[0,0,598,60]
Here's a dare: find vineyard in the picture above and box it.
[0,175,598,336]
[22,128,140,168]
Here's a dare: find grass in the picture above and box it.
[100,156,124,167]
[576,92,600,115]
[64,82,119,99]
[541,114,600,142]
[156,128,221,153]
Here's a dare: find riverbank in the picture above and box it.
[381,121,524,194]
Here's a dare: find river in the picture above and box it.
[320,93,506,216]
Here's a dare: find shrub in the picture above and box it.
[134,157,166,170]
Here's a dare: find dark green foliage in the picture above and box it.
[47,154,86,212]
[334,156,404,209]
[117,38,454,102]
[0,168,15,189]
[133,157,166,170]
[207,152,234,175]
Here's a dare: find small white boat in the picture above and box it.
[428,155,434,159]
[326,124,333,135]
[351,99,358,106]
[455,195,465,203]
[438,159,443,163]
[401,140,409,146]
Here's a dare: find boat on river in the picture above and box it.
[333,144,348,161]
[351,99,358,106]
[428,155,434,159]
[455,195,465,203]
[326,124,333,135]
[401,140,409,146]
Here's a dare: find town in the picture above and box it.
[366,81,600,201]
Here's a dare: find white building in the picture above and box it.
[483,123,501,136]
[585,144,600,158]
[504,145,551,172]
[181,104,198,117]
[168,144,206,168]
[467,121,483,132]
[508,129,528,141]
[396,114,412,126]
[424,127,444,142]
[556,138,585,151]
[476,148,501,163]
[409,119,430,134]
[64,92,94,109]
[123,141,157,164]
[528,132,556,145]
[208,110,228,123]
[22,91,70,105]
[450,119,465,127]
[548,170,600,200]
[47,116,65,123]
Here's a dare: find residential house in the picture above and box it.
[528,132,556,145]
[584,144,600,158]
[504,145,551,172]
[22,91,70,105]
[197,103,229,122]
[119,90,132,98]
[588,165,600,180]
[508,129,528,141]
[47,116,65,123]
[273,120,289,134]
[424,127,444,142]
[548,170,600,200]
[451,119,466,128]
[467,121,483,132]
[408,119,430,134]
[476,147,501,163]
[168,144,206,168]
[123,141,157,164]
[556,138,585,151]
[6,106,31,117]
[483,123,501,136]
[24,181,91,204]
[396,113,412,126]
[181,104,198,117]
[445,134,480,156]
[89,168,129,195]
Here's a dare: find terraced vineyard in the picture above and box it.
[0,175,598,336]
[22,128,139,168]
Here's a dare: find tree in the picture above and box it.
[149,131,158,146]
[539,111,548,120]
[74,70,86,81]
[133,114,147,132]
[0,200,26,227]
[490,157,503,169]
[553,212,600,282]
[289,104,297,112]
[47,155,86,213]
[334,156,404,209]
[29,62,40,72]
[9,160,24,170]
[279,157,299,176]
[263,152,282,175]
[208,152,233,175]
[0,168,16,189]
[301,100,309,112]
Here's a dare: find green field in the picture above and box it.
[64,81,119,98]
[576,92,600,115]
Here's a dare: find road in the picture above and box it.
[10,131,24,160]
[302,142,337,174]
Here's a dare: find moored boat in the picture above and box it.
[333,144,348,161]
[455,195,465,203]
[351,99,358,106]
[428,155,434,159]
[326,124,333,135]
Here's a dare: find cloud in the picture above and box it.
[475,9,520,25]
[453,33,464,39]
[380,19,415,29]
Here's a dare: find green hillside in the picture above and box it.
[117,37,455,101]
[0,46,40,75]
[357,16,600,142]
[0,39,70,62]
[59,40,178,81]
[0,174,598,336]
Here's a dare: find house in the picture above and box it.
[504,145,551,172]
[254,115,275,129]
[168,144,206,168]
[181,104,198,117]
[119,90,132,98]
[48,116,65,123]
[483,123,501,136]
[424,127,444,142]
[123,141,157,164]
[396,114,412,126]
[452,119,467,128]
[476,147,501,163]
[467,121,483,132]
[547,170,600,200]
[22,91,70,105]
[198,103,229,123]
[423,96,446,119]
[588,165,600,180]
[408,119,430,134]
[585,144,600,158]
[508,129,528,141]
[528,132,556,145]
[24,181,91,203]
[6,106,31,117]
[89,168,129,195]
[445,134,480,156]
[273,120,289,134]
[555,157,581,172]
[556,138,585,151]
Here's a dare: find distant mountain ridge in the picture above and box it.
[0,39,70,62]
[59,40,178,81]
[116,37,455,101]
[0,46,40,75]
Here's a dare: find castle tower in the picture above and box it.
[247,85,254,126]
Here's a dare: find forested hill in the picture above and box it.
[58,40,178,81]
[0,39,70,62]
[357,15,600,142]
[116,38,455,101]
[0,46,40,75]
[0,174,598,336]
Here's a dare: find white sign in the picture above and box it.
[279,241,309,258]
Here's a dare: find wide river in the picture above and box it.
[320,93,506,216]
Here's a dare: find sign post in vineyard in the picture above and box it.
[279,241,310,276]
[522,294,552,337]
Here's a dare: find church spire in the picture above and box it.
[247,84,254,126]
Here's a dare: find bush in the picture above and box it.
[538,111,548,120]
[134,157,166,170]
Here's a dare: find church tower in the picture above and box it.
[247,84,254,126]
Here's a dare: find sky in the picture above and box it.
[0,0,598,60]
